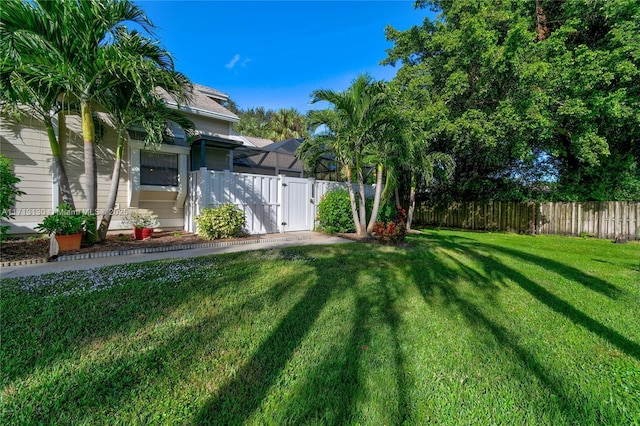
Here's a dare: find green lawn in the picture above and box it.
[2,230,639,425]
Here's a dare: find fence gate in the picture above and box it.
[281,177,313,232]
[185,170,376,235]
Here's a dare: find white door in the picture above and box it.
[282,177,312,231]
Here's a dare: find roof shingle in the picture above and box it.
[157,83,239,121]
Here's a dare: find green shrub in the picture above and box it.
[195,204,247,240]
[0,155,24,242]
[316,189,382,233]
[317,189,354,233]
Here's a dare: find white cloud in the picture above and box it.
[225,54,241,69]
[225,54,252,70]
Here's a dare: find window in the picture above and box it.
[140,152,178,186]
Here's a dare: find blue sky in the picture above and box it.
[136,1,434,113]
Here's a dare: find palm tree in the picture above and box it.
[0,72,77,209]
[302,75,390,236]
[268,108,309,141]
[1,0,160,214]
[96,30,195,240]
[388,86,455,230]
[0,0,77,208]
[234,107,273,138]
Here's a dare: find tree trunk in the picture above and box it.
[44,117,75,209]
[81,100,98,242]
[344,165,362,235]
[356,168,367,236]
[407,173,417,231]
[380,172,395,204]
[97,133,125,241]
[81,100,97,212]
[535,0,550,41]
[367,163,384,234]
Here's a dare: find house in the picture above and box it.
[1,82,361,238]
[0,83,246,235]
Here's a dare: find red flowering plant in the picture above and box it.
[372,205,407,244]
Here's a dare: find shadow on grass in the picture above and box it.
[2,255,316,423]
[1,255,253,386]
[427,232,622,298]
[195,248,410,424]
[405,234,637,423]
[421,233,639,361]
[3,232,637,424]
[194,275,333,423]
[409,249,578,422]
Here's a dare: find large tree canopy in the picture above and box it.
[385,0,640,201]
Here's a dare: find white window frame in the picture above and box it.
[128,140,190,209]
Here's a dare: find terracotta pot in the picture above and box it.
[133,227,154,240]
[55,233,82,251]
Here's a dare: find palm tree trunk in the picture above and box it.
[367,163,384,234]
[356,168,367,236]
[380,170,397,206]
[81,100,97,212]
[44,117,75,209]
[344,165,362,235]
[407,173,417,231]
[97,132,125,241]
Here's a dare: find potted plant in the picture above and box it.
[35,203,88,251]
[124,211,158,240]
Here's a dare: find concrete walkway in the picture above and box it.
[0,231,352,279]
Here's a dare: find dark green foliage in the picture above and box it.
[376,202,400,224]
[233,107,273,138]
[316,189,354,233]
[316,189,383,233]
[195,204,247,240]
[0,155,24,241]
[386,0,640,201]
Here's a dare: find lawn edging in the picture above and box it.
[0,234,311,268]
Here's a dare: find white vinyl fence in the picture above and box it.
[185,169,376,235]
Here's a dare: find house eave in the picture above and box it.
[194,134,244,149]
[166,101,240,123]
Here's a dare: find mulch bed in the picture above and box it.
[0,230,253,263]
[337,233,379,244]
[1,230,412,264]
[337,232,415,247]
